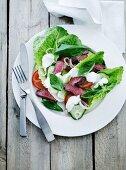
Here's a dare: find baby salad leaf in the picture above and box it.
[50,74,64,91]
[54,44,86,56]
[33,26,68,66]
[42,99,63,112]
[76,60,95,76]
[58,34,83,47]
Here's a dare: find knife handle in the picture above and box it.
[28,95,55,142]
[20,90,27,137]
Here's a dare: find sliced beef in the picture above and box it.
[36,88,56,101]
[69,77,82,86]
[93,64,105,71]
[77,51,89,62]
[76,77,86,86]
[77,55,87,61]
[71,56,79,65]
[65,84,84,96]
[78,81,93,89]
[53,61,64,74]
[71,51,89,65]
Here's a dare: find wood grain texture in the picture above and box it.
[51,136,93,170]
[95,119,119,170]
[7,0,50,170]
[50,14,93,170]
[95,1,126,170]
[0,0,7,170]
[4,0,126,170]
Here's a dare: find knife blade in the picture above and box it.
[20,43,55,142]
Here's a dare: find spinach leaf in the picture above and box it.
[50,74,64,91]
[54,44,95,56]
[81,87,103,99]
[42,99,63,112]
[77,60,95,76]
[55,44,83,56]
[76,51,104,76]
[54,44,85,56]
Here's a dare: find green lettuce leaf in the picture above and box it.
[85,51,104,64]
[85,89,107,112]
[58,34,83,46]
[33,26,68,66]
[37,67,46,82]
[83,66,123,112]
[99,66,123,90]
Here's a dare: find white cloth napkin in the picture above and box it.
[43,0,125,53]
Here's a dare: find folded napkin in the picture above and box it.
[43,0,125,53]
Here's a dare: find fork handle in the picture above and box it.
[20,90,27,137]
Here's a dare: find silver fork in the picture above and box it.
[12,65,55,142]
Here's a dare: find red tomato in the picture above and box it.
[64,93,73,105]
[79,81,93,89]
[32,71,44,89]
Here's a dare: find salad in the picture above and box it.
[32,26,123,120]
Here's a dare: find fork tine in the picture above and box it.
[19,65,27,81]
[15,66,23,83]
[12,68,20,83]
[17,65,25,83]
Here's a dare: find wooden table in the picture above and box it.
[0,0,126,169]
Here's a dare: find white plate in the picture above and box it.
[12,25,126,137]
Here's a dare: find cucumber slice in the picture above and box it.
[69,104,85,120]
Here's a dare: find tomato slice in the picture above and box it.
[64,93,73,105]
[79,81,93,89]
[32,71,44,89]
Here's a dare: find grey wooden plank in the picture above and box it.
[51,136,93,170]
[50,14,93,170]
[0,0,7,169]
[95,1,126,170]
[116,102,126,170]
[95,97,126,170]
[95,119,119,170]
[7,0,50,170]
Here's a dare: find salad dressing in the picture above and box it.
[66,95,81,112]
[42,53,55,71]
[85,71,101,83]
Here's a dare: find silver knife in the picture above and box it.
[20,43,55,142]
